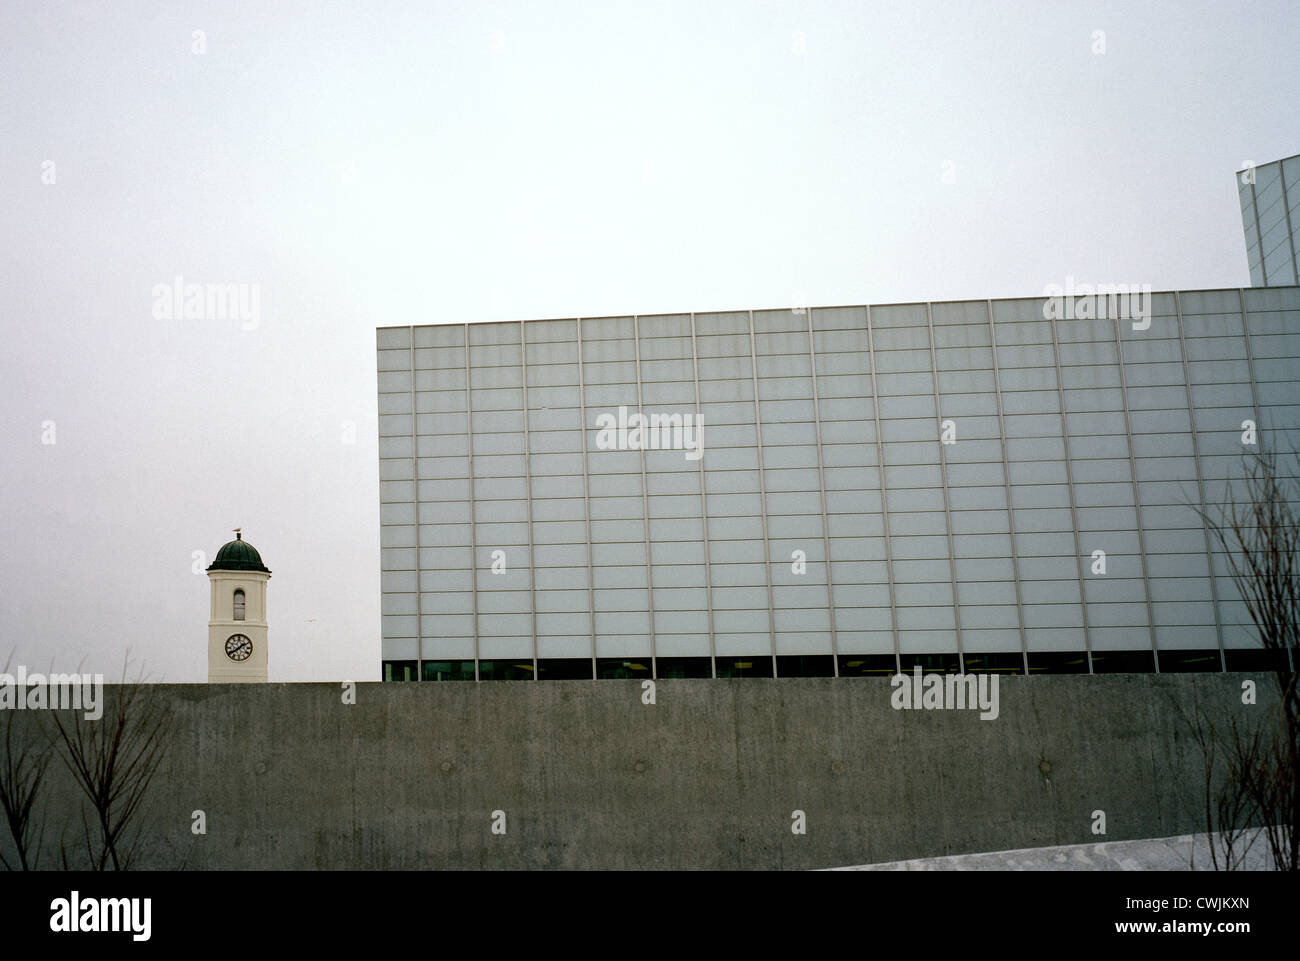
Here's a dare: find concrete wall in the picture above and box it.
[1,673,1271,870]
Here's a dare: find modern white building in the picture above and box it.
[1239,152,1300,288]
[376,286,1300,682]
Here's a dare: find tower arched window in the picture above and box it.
[233,589,246,621]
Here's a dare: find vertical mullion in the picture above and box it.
[1279,161,1299,284]
[1045,302,1094,673]
[465,325,481,680]
[1251,179,1269,287]
[1238,289,1263,419]
[747,310,778,676]
[1239,289,1262,662]
[925,302,964,672]
[1173,292,1225,670]
[632,315,657,678]
[521,321,538,678]
[1110,314,1158,668]
[576,318,597,680]
[866,305,901,674]
[1236,291,1288,671]
[689,312,717,678]
[806,308,838,675]
[410,326,423,681]
[985,301,1030,674]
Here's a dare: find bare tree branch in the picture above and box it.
[1189,442,1300,871]
[0,651,53,871]
[49,654,172,871]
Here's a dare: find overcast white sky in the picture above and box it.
[1,1,1297,682]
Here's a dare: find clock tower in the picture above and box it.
[207,530,271,683]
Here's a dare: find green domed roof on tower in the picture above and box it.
[208,530,271,573]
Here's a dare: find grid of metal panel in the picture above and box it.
[377,287,1300,676]
[1239,154,1300,288]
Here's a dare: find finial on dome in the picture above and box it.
[233,527,242,540]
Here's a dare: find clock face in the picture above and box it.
[225,634,253,662]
